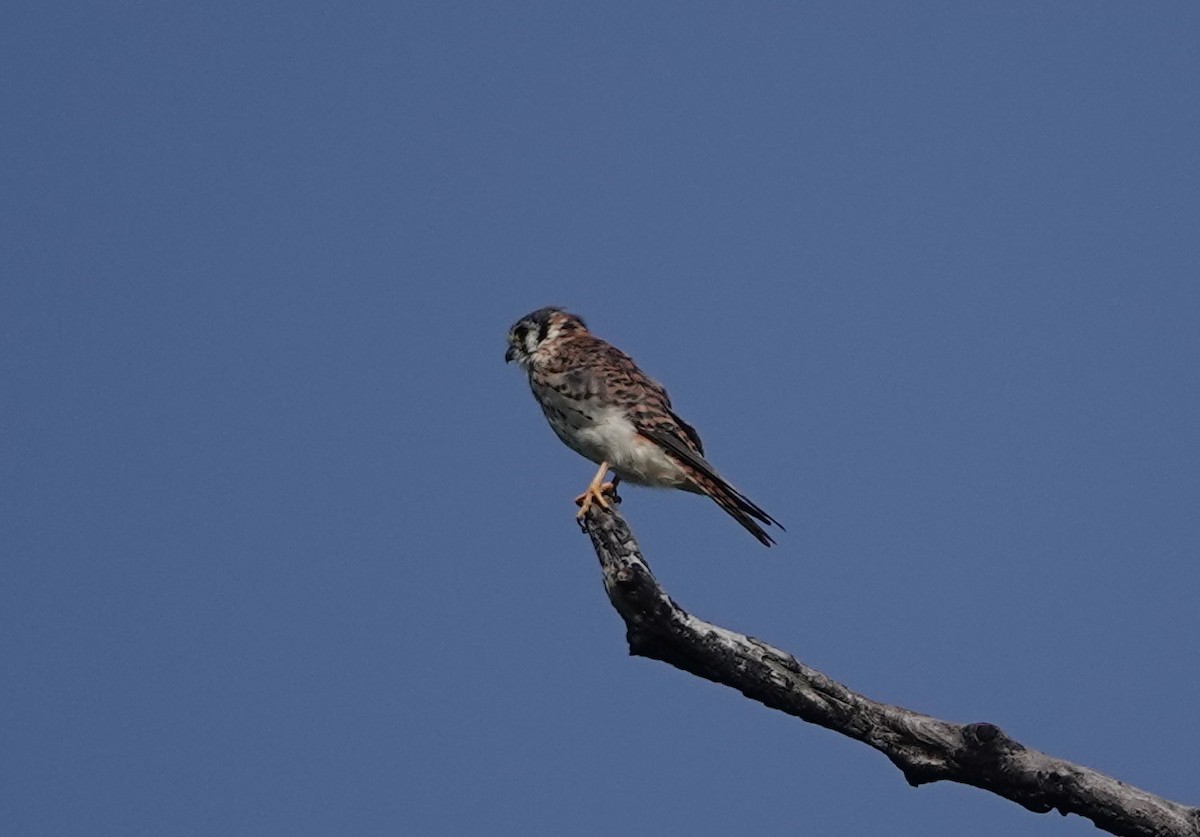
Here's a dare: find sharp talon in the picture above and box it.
[574,484,612,518]
[575,464,615,520]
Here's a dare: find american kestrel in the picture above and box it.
[505,306,783,546]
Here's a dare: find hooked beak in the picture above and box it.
[504,345,516,363]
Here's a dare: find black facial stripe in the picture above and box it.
[529,307,558,344]
[513,306,580,346]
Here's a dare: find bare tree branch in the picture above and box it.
[578,498,1200,837]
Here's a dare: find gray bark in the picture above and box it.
[578,499,1200,837]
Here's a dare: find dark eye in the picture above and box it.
[513,324,529,342]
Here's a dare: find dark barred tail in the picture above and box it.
[640,427,784,548]
[691,470,783,547]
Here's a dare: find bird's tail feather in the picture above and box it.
[688,470,782,547]
[640,428,784,547]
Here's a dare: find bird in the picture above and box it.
[505,306,783,546]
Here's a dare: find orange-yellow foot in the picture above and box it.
[575,481,616,519]
[575,460,615,519]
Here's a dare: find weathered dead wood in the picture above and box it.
[578,498,1200,837]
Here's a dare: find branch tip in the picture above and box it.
[576,501,1199,837]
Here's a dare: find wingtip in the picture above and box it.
[727,507,780,547]
[754,521,780,547]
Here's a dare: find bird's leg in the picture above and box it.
[575,461,616,518]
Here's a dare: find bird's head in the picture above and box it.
[505,306,588,368]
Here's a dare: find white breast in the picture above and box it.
[553,402,689,488]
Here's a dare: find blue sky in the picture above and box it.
[4,3,1198,835]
